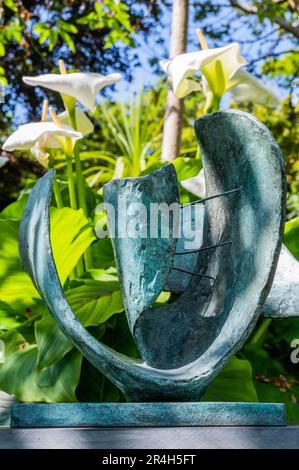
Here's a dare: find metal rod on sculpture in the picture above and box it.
[175,240,232,255]
[171,266,214,280]
[181,188,240,208]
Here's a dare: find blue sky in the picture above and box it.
[12,2,293,124]
[112,2,290,105]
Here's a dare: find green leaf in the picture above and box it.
[0,330,82,402]
[271,318,299,346]
[57,20,78,34]
[33,22,47,34]
[90,238,115,268]
[50,207,96,286]
[0,43,5,57]
[76,357,121,403]
[0,219,39,311]
[59,30,76,53]
[284,217,299,259]
[48,29,58,51]
[36,279,123,370]
[173,157,202,182]
[243,344,299,424]
[0,75,8,87]
[0,301,22,330]
[4,0,18,12]
[11,29,22,44]
[202,356,258,402]
[0,207,95,312]
[0,193,29,220]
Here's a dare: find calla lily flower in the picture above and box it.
[160,43,246,100]
[229,69,280,107]
[23,72,122,112]
[2,121,82,168]
[161,35,279,110]
[58,107,94,136]
[181,168,206,198]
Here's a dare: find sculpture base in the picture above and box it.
[11,402,285,428]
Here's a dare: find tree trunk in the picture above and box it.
[161,0,189,162]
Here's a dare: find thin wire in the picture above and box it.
[181,188,240,208]
[175,240,232,255]
[171,267,214,281]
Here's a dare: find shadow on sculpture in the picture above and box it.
[12,110,299,427]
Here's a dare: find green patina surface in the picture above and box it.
[11,402,285,427]
[18,110,286,406]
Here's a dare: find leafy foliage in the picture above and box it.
[0,0,299,424]
[0,195,126,402]
[0,0,167,117]
[231,97,299,218]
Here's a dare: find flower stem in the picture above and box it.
[65,153,84,277]
[69,108,93,270]
[249,318,272,346]
[66,155,77,210]
[48,153,63,208]
[53,179,63,209]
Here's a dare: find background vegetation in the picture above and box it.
[0,0,298,422]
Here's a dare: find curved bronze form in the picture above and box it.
[19,110,285,401]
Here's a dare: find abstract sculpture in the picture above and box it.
[12,110,299,427]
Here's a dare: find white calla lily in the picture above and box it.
[30,142,50,168]
[160,43,246,100]
[2,121,83,168]
[161,31,279,111]
[58,107,94,136]
[229,69,280,107]
[2,121,82,152]
[181,169,206,198]
[23,72,122,111]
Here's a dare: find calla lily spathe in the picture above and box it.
[161,42,279,109]
[2,121,82,152]
[2,121,83,167]
[23,72,122,111]
[181,168,206,198]
[160,43,246,99]
[58,107,94,136]
[229,69,279,107]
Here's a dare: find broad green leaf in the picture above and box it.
[284,217,299,259]
[202,356,258,402]
[50,207,96,285]
[0,193,29,220]
[0,301,22,330]
[90,238,116,268]
[0,207,95,312]
[36,279,123,370]
[0,219,38,311]
[0,330,82,402]
[173,157,202,182]
[243,344,299,423]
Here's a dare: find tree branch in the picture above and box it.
[229,0,299,39]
